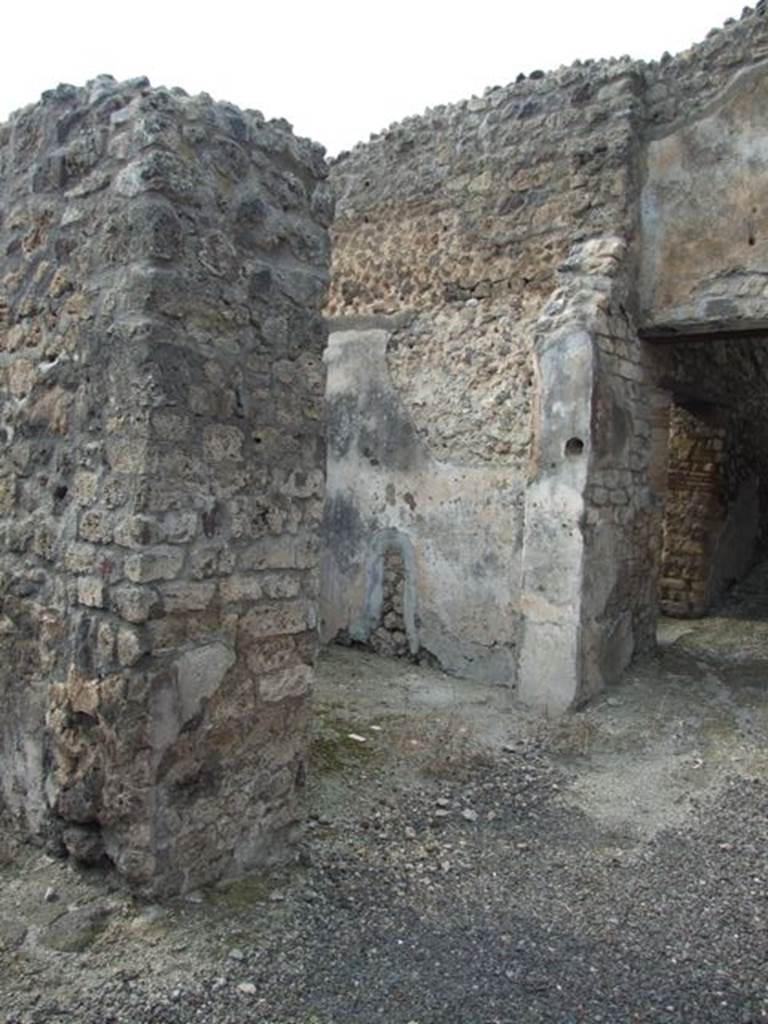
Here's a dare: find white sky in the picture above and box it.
[1,0,746,155]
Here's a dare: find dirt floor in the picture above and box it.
[2,572,768,1023]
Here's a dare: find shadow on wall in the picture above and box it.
[350,530,419,658]
[660,399,760,618]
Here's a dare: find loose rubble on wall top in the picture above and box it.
[332,2,768,166]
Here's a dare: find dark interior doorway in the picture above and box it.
[654,333,768,625]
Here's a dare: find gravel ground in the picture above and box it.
[2,584,768,1024]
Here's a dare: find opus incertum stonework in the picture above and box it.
[0,78,331,892]
[3,5,768,892]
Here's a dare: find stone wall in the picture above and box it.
[324,4,768,708]
[645,5,768,128]
[324,50,644,686]
[0,76,331,892]
[368,547,409,658]
[321,327,522,682]
[328,49,645,468]
[582,7,768,687]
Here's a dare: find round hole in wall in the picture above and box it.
[565,437,585,458]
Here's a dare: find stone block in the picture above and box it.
[117,626,148,667]
[112,584,160,624]
[65,542,99,574]
[239,600,316,641]
[261,573,302,600]
[159,581,216,613]
[77,576,106,608]
[114,515,160,549]
[203,424,244,461]
[258,664,313,703]
[190,545,236,579]
[96,620,116,665]
[78,510,114,544]
[239,534,318,571]
[125,546,184,583]
[161,512,199,543]
[219,575,263,604]
[245,636,299,674]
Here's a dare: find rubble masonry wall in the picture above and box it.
[324,48,643,687]
[0,76,331,892]
[324,5,768,707]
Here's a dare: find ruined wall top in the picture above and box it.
[0,74,333,351]
[327,48,640,317]
[328,5,768,320]
[324,6,768,469]
[646,5,768,127]
[332,3,768,170]
[0,73,329,193]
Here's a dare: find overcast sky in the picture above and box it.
[1,1,745,155]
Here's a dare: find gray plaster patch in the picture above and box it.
[321,328,525,686]
[152,643,236,755]
[640,61,768,333]
[177,642,236,721]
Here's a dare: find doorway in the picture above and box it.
[655,335,768,633]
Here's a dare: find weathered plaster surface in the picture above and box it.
[521,237,657,710]
[641,62,768,334]
[519,325,593,710]
[321,329,522,682]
